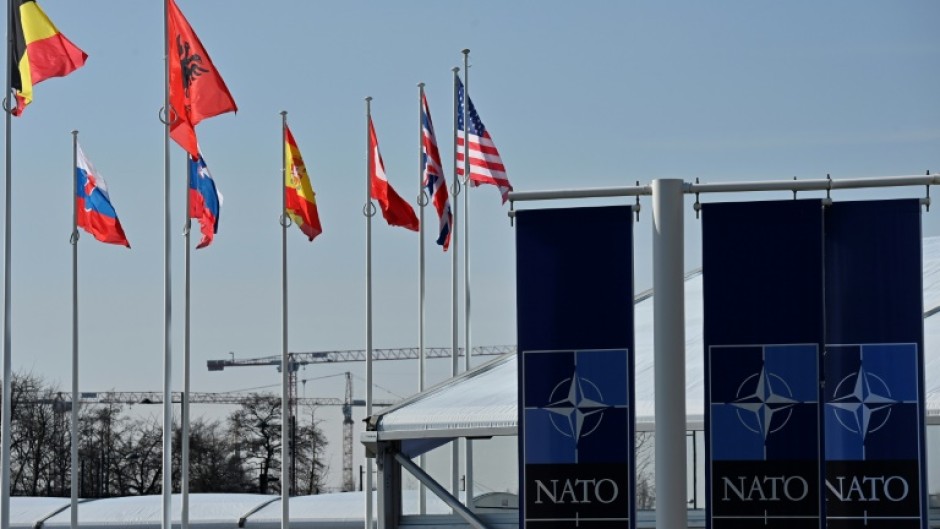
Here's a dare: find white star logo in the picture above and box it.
[828,366,896,440]
[731,368,798,439]
[542,371,610,441]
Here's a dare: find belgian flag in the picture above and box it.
[11,0,87,116]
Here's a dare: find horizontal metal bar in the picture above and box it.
[508,185,651,202]
[510,175,936,204]
[687,174,939,194]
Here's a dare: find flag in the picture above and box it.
[422,93,452,250]
[11,0,87,116]
[456,77,512,203]
[167,0,237,157]
[370,118,419,231]
[75,144,130,248]
[188,152,221,249]
[284,125,322,241]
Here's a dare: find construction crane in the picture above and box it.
[207,345,516,491]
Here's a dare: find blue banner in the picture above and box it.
[822,199,927,528]
[703,199,927,529]
[516,206,635,529]
[702,199,825,529]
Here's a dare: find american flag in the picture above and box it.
[422,93,453,250]
[456,77,512,203]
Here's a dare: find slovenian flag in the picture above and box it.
[188,152,221,249]
[75,144,129,247]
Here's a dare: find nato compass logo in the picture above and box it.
[709,345,819,461]
[824,344,920,461]
[542,371,610,441]
[731,367,798,439]
[523,349,630,465]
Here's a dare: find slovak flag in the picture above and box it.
[75,144,130,248]
[421,93,452,250]
[188,152,221,249]
[456,77,512,203]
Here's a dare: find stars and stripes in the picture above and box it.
[456,77,512,203]
[422,93,452,250]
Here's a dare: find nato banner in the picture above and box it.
[822,199,927,528]
[703,198,927,529]
[516,206,635,529]
[702,199,825,529]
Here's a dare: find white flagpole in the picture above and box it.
[280,111,290,529]
[70,131,79,529]
[449,67,461,502]
[162,0,174,526]
[182,154,191,529]
[2,0,15,524]
[417,83,427,515]
[461,48,474,508]
[364,96,374,529]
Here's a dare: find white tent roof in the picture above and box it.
[372,237,940,439]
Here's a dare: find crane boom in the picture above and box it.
[72,391,395,407]
[206,345,515,371]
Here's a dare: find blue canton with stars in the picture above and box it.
[824,343,920,461]
[709,344,819,461]
[522,349,630,465]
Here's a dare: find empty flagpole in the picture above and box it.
[417,82,428,515]
[162,0,174,526]
[2,0,14,525]
[461,48,475,508]
[182,154,192,529]
[70,131,79,529]
[364,96,375,529]
[280,111,290,529]
[449,66,461,502]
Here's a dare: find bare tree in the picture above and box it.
[6,373,68,496]
[173,418,250,493]
[293,405,329,495]
[635,431,656,510]
[109,415,163,496]
[228,395,282,494]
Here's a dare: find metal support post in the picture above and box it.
[652,179,687,529]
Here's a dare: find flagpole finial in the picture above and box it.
[365,96,373,102]
[452,67,460,74]
[71,130,78,137]
[418,82,425,89]
[280,110,287,117]
[462,48,470,56]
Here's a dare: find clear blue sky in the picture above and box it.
[3,1,939,489]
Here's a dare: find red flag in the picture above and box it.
[167,0,237,157]
[369,118,418,231]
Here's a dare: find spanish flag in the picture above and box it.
[11,0,87,116]
[284,125,322,242]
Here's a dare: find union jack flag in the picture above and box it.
[456,77,512,203]
[422,93,452,250]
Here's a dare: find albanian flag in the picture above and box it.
[11,0,87,116]
[167,0,237,157]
